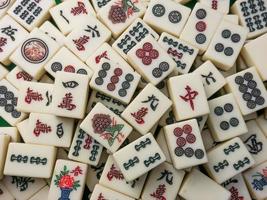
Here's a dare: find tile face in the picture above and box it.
[80,102,133,153]
[194,61,226,98]
[0,15,28,63]
[3,176,46,200]
[113,133,166,181]
[0,135,10,180]
[97,0,146,38]
[231,0,267,39]
[9,28,60,79]
[0,127,20,142]
[243,160,267,199]
[180,3,223,53]
[0,181,14,200]
[143,0,191,37]
[203,21,248,70]
[68,121,103,166]
[44,47,93,78]
[48,159,88,200]
[127,35,176,85]
[226,67,267,115]
[207,94,247,142]
[17,81,53,114]
[99,156,147,199]
[7,0,54,31]
[4,143,57,178]
[204,137,255,184]
[179,169,231,200]
[122,83,172,135]
[222,174,252,200]
[168,73,210,121]
[90,184,135,200]
[240,120,267,166]
[0,79,26,126]
[52,71,90,119]
[199,0,230,14]
[164,119,208,170]
[158,32,199,75]
[141,162,185,200]
[49,0,96,35]
[112,18,159,60]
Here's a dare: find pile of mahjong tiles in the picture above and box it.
[1,0,267,200]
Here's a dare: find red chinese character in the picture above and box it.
[71,166,83,176]
[73,35,90,51]
[131,107,148,124]
[95,51,109,63]
[58,93,76,111]
[150,184,166,200]
[83,135,92,149]
[16,71,33,81]
[229,186,244,200]
[107,164,124,181]
[212,0,218,9]
[71,1,88,16]
[0,37,7,52]
[25,87,43,104]
[179,85,199,111]
[97,193,106,200]
[33,120,52,137]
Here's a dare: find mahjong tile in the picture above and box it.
[179,169,231,200]
[9,28,60,80]
[65,16,111,61]
[68,121,103,166]
[127,35,176,85]
[199,0,230,14]
[223,14,239,24]
[0,135,10,179]
[0,64,8,80]
[180,2,223,53]
[6,66,36,89]
[0,181,14,200]
[242,33,267,81]
[49,0,96,35]
[203,20,248,70]
[167,72,210,121]
[52,71,90,119]
[141,162,185,200]
[48,159,88,200]
[113,133,166,181]
[4,143,57,178]
[28,185,49,200]
[0,127,20,142]
[194,61,226,98]
[164,119,208,170]
[222,174,252,200]
[99,155,147,199]
[80,102,133,153]
[0,79,26,126]
[97,0,146,38]
[91,0,112,12]
[231,0,267,39]
[0,0,15,19]
[39,21,65,47]
[44,47,93,78]
[90,184,135,200]
[7,0,55,31]
[226,67,267,115]
[0,15,28,63]
[156,129,172,163]
[204,137,255,184]
[121,83,172,135]
[17,81,53,114]
[158,32,199,74]
[112,18,159,60]
[243,160,267,199]
[143,0,191,37]
[2,176,46,200]
[240,120,267,166]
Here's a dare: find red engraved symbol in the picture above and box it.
[0,37,7,52]
[195,21,206,32]
[150,184,166,200]
[179,85,199,111]
[95,51,109,64]
[25,87,43,104]
[107,68,122,91]
[33,119,52,137]
[136,42,159,65]
[70,166,83,176]
[107,164,124,181]
[131,107,148,124]
[64,65,75,73]
[71,1,88,16]
[16,71,33,81]
[167,48,183,59]
[97,193,106,200]
[174,124,196,147]
[212,0,218,9]
[73,35,90,51]
[83,135,92,149]
[58,93,76,111]
[229,186,244,200]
